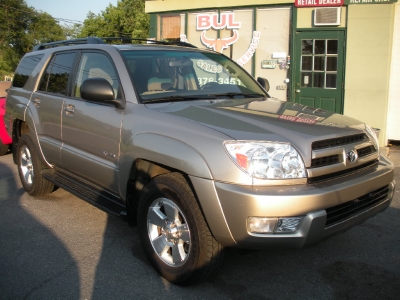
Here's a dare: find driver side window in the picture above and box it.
[73,52,120,100]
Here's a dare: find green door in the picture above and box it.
[293,31,345,113]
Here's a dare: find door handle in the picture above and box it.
[295,89,301,93]
[64,104,75,115]
[32,98,41,106]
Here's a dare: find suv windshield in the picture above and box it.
[120,50,267,103]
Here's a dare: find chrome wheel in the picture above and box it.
[147,198,191,267]
[20,144,34,186]
[138,173,224,285]
[16,134,56,196]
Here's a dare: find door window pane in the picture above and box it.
[313,73,324,88]
[38,52,76,95]
[314,40,325,54]
[301,72,312,87]
[73,52,119,100]
[326,57,337,71]
[327,40,338,54]
[326,74,337,88]
[302,40,313,54]
[301,56,312,71]
[314,56,325,71]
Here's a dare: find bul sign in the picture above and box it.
[197,13,241,30]
[195,12,261,66]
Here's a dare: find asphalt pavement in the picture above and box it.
[0,147,399,300]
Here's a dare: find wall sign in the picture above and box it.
[196,12,261,66]
[237,31,261,67]
[200,30,239,53]
[197,13,241,30]
[295,0,344,7]
[262,60,277,69]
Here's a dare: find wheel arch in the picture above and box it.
[120,133,214,225]
[12,119,30,164]
[11,117,50,170]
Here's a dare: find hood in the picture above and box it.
[145,98,366,157]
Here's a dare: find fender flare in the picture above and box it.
[119,133,213,199]
[11,104,51,168]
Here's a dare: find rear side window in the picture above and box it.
[38,52,76,95]
[12,54,44,88]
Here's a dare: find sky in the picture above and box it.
[25,0,119,25]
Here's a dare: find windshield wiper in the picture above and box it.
[142,95,217,103]
[210,92,265,99]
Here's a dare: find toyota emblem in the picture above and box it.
[347,149,358,163]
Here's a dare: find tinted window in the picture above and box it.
[38,52,76,95]
[12,54,44,88]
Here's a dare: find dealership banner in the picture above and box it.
[295,0,344,7]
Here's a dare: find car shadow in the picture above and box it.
[0,157,80,299]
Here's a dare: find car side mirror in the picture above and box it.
[81,78,124,109]
[257,77,270,92]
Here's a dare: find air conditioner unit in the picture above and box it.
[314,7,341,26]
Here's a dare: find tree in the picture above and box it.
[62,23,83,40]
[0,0,66,77]
[79,0,149,39]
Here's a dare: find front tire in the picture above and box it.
[138,173,224,285]
[17,134,55,196]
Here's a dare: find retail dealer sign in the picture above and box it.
[295,0,344,6]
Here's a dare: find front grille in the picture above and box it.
[308,159,379,184]
[312,133,367,150]
[311,155,340,168]
[358,145,375,158]
[325,185,389,227]
[308,133,378,183]
[310,145,376,169]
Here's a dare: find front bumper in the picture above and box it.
[192,155,395,249]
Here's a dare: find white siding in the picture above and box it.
[387,2,400,142]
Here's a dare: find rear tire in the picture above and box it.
[17,134,56,196]
[138,173,224,285]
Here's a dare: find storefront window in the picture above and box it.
[256,7,291,100]
[156,7,291,100]
[158,14,185,41]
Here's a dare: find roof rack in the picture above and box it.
[33,37,105,51]
[101,37,197,48]
[32,37,197,51]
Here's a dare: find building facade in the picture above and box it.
[145,0,399,146]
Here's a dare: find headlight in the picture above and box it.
[224,141,306,179]
[365,124,379,149]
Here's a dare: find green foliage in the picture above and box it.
[0,0,66,77]
[62,23,83,40]
[0,0,150,78]
[79,0,149,39]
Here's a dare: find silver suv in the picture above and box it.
[4,38,395,285]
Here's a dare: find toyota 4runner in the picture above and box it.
[4,37,395,285]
